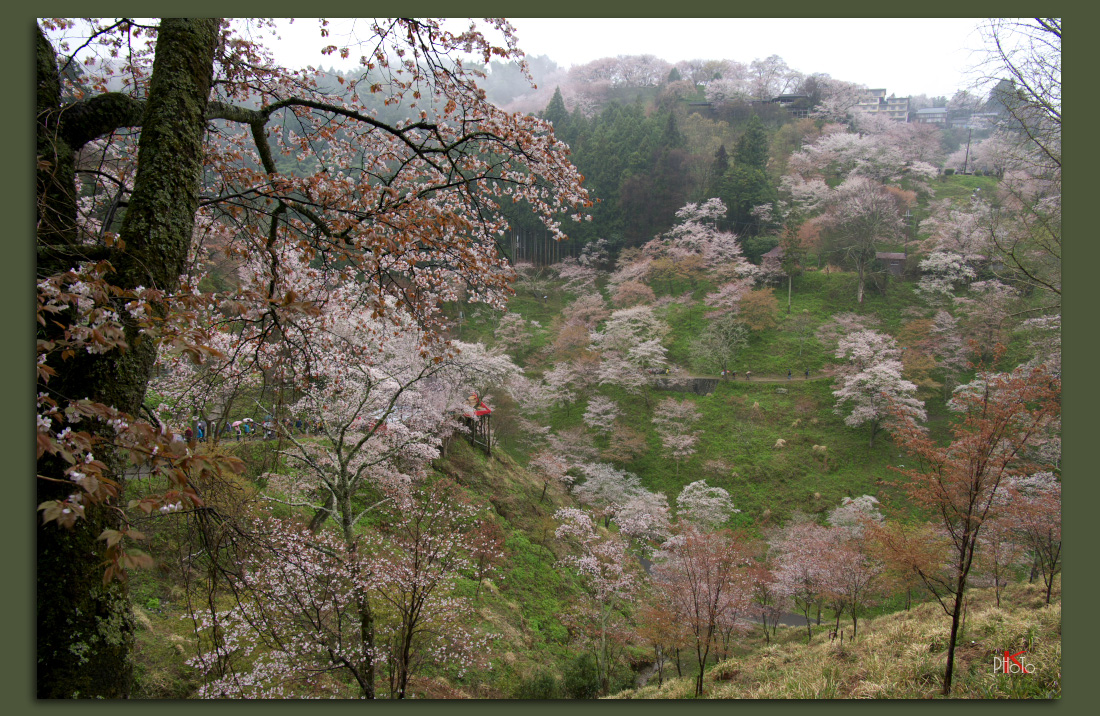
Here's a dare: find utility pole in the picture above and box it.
[962,128,973,174]
[903,209,913,258]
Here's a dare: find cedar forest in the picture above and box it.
[35,18,1061,699]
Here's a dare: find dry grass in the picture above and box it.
[611,580,1060,699]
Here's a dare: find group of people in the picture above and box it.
[717,369,811,380]
[179,417,272,443]
[183,420,208,443]
[181,412,338,445]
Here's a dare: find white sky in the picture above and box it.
[267,17,989,100]
[45,18,989,100]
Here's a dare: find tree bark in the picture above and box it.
[36,19,218,698]
[36,26,77,250]
[943,588,964,696]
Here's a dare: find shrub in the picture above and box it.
[513,669,563,699]
[564,653,602,698]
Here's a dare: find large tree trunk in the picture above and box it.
[341,502,376,698]
[36,27,77,249]
[36,19,218,698]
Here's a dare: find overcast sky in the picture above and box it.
[510,18,986,98]
[46,17,990,100]
[266,17,989,100]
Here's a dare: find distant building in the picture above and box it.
[915,107,948,125]
[876,251,907,276]
[769,93,812,118]
[853,88,910,122]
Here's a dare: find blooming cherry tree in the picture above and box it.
[591,305,669,404]
[582,395,620,434]
[554,257,602,294]
[494,313,533,356]
[529,449,571,503]
[573,462,644,527]
[930,310,970,398]
[546,427,600,472]
[651,526,753,695]
[675,479,738,528]
[371,482,498,698]
[611,280,656,308]
[188,519,372,698]
[616,490,672,544]
[832,329,926,447]
[653,398,703,475]
[560,292,611,329]
[190,480,496,699]
[820,528,884,640]
[1002,472,1062,605]
[554,508,639,695]
[826,495,884,534]
[770,521,835,642]
[917,251,977,300]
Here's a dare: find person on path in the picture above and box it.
[745,370,751,381]
[805,369,810,380]
[184,427,193,443]
[196,423,205,442]
[787,369,792,380]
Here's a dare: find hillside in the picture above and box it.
[455,224,1022,528]
[122,169,1058,699]
[612,580,1061,699]
[127,438,604,699]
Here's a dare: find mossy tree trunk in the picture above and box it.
[36,19,218,698]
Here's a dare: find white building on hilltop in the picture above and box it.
[853,88,909,122]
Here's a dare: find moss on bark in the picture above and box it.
[36,19,219,698]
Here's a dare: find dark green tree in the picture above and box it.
[542,86,570,128]
[721,165,775,237]
[661,110,685,149]
[721,115,775,235]
[713,144,730,177]
[734,114,770,170]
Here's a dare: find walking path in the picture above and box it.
[690,372,831,383]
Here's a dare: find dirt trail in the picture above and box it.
[683,373,831,384]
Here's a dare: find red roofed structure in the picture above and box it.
[464,393,493,454]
